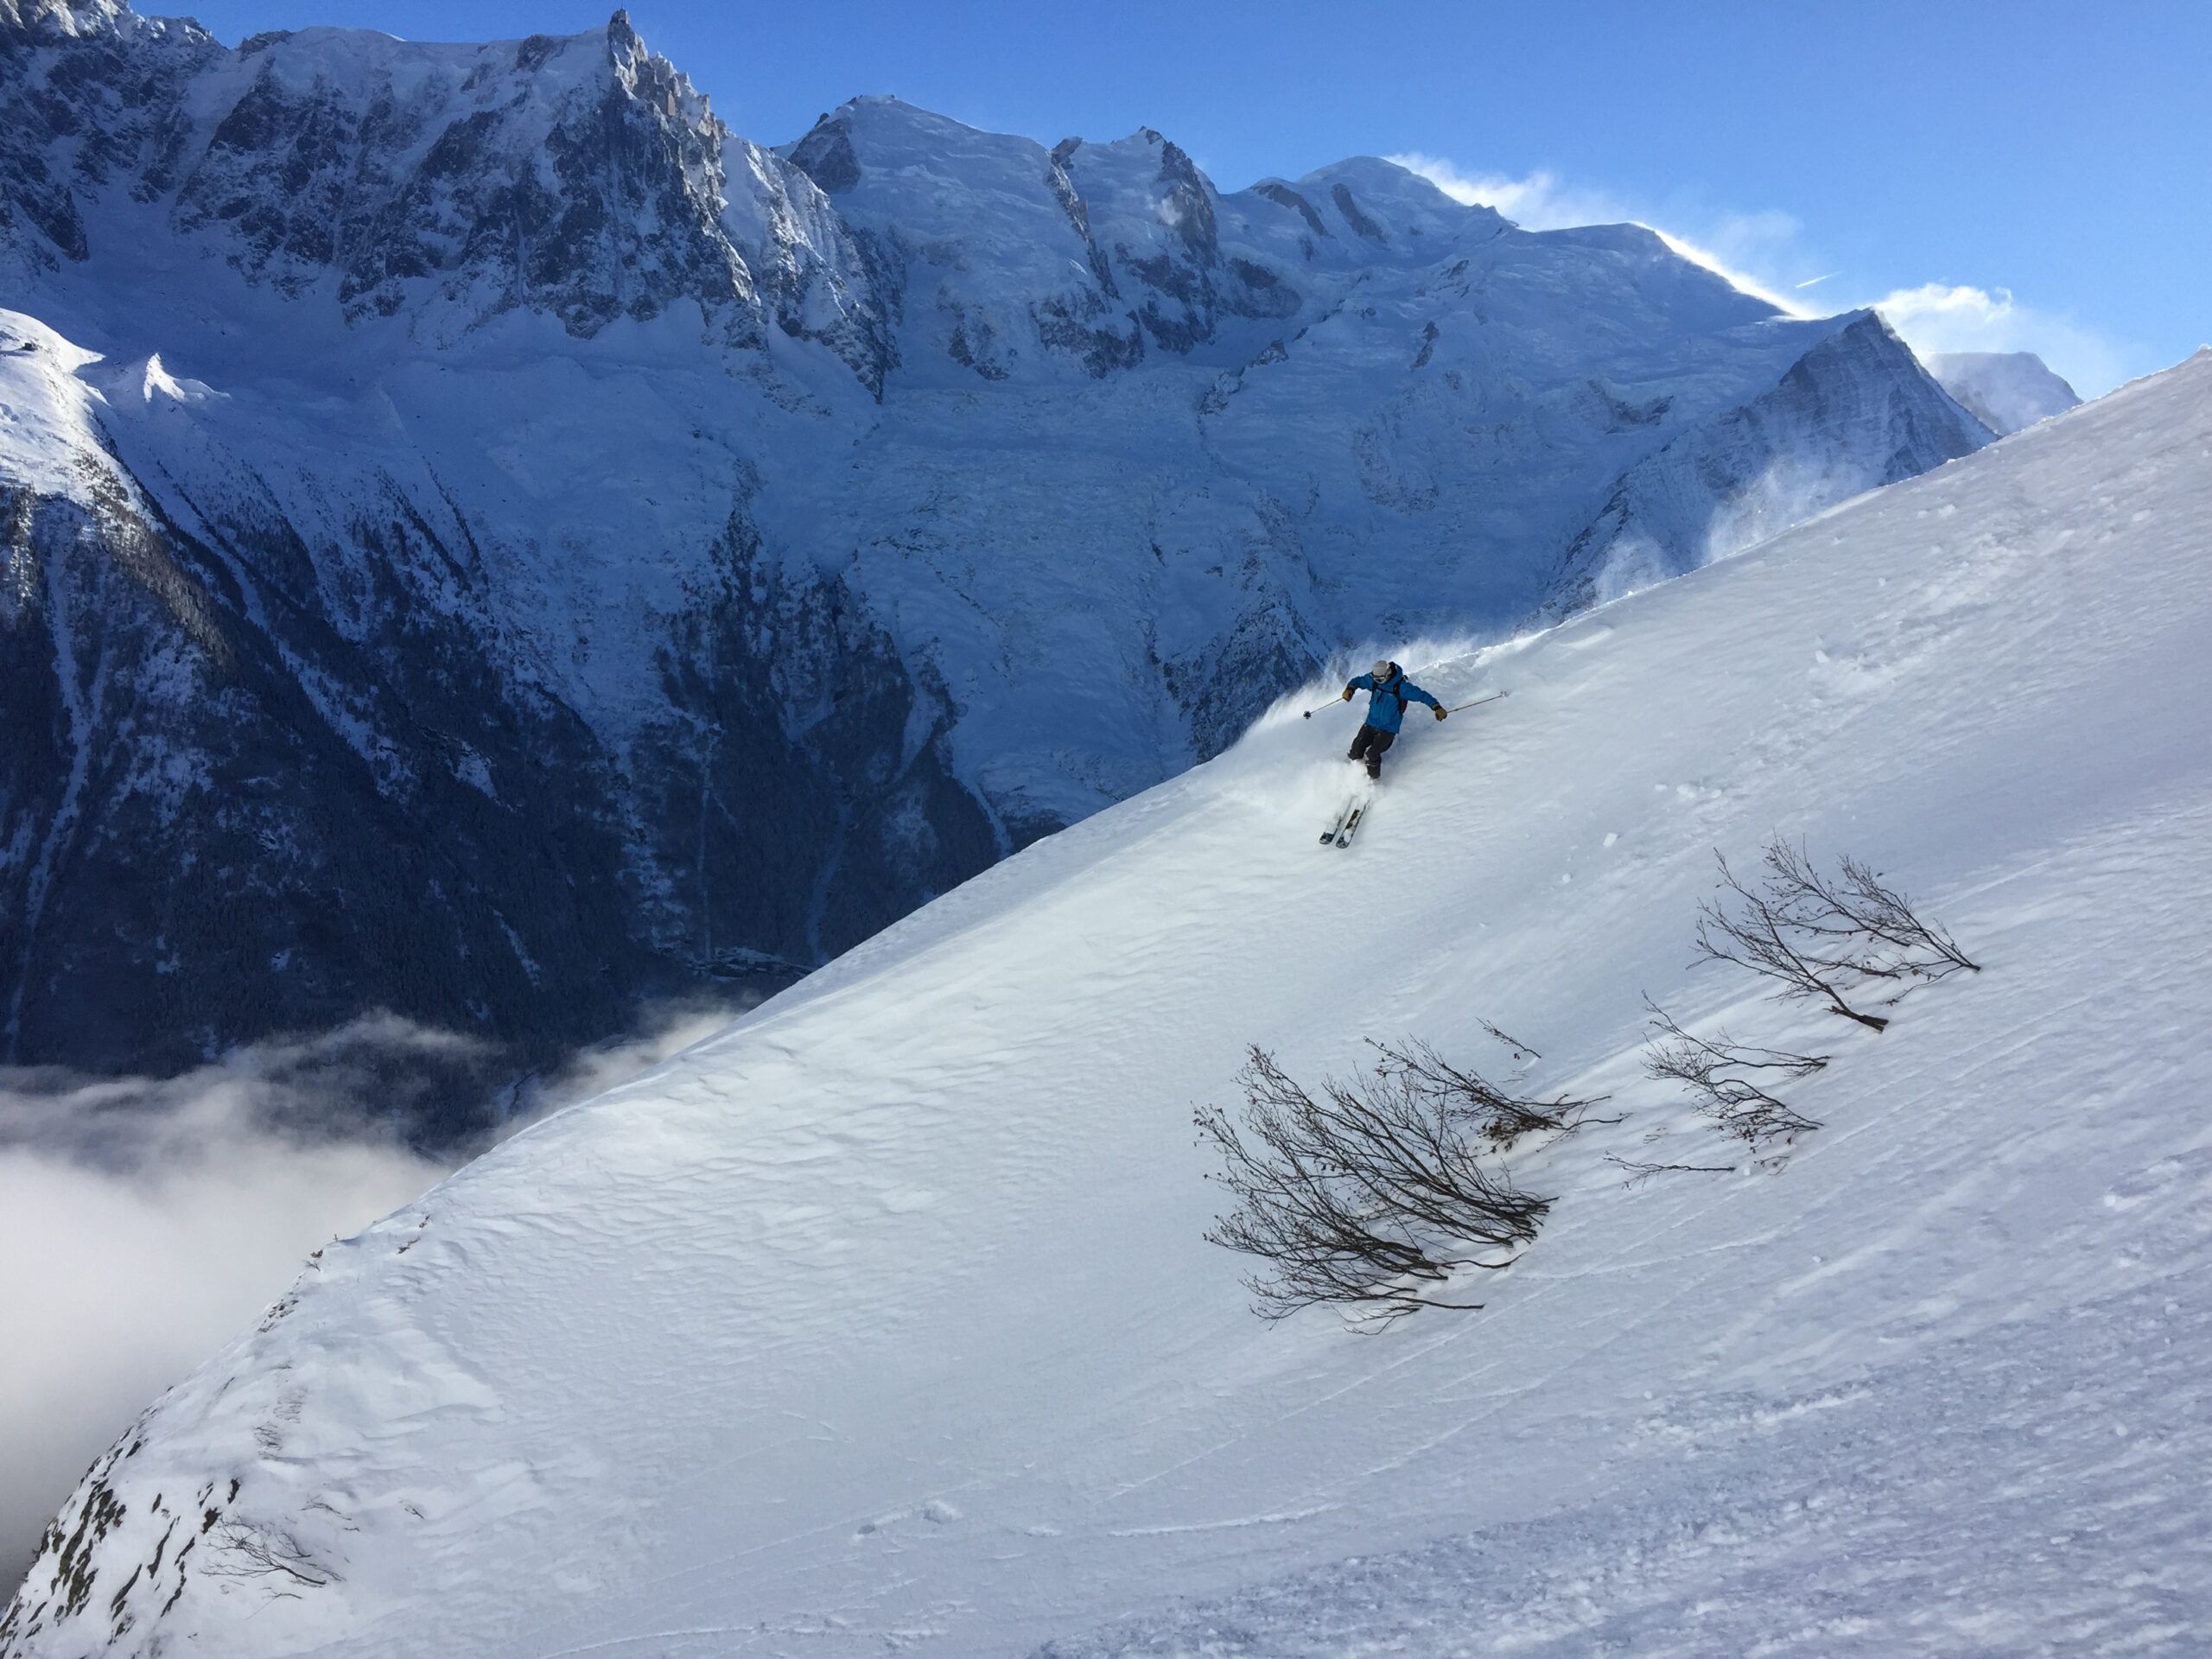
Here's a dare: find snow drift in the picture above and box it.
[9,346,2209,1654]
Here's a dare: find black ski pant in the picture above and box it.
[1347,722,1395,779]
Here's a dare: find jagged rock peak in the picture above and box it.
[0,0,154,36]
[788,111,862,193]
[0,0,908,374]
[597,6,712,125]
[2,0,208,50]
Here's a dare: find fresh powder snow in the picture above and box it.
[9,347,2209,1654]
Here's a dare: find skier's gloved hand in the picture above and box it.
[1433,704,1447,721]
[1341,687,1354,701]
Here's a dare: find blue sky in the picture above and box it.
[178,0,2206,395]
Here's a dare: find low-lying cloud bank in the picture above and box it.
[0,1001,747,1603]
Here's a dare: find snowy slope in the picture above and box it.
[11,353,2209,1656]
[0,3,1991,1088]
[1926,348,2082,435]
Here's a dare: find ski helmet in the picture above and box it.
[1370,658,1395,681]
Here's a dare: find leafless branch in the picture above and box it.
[202,1522,339,1589]
[1694,852,1891,1031]
[1605,1153,1738,1189]
[1475,1019,1541,1063]
[1642,1000,1823,1151]
[1198,1040,1598,1325]
[1697,840,1980,1027]
[1363,1037,1599,1145]
[1771,843,1982,980]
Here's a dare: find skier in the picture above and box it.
[1339,658,1445,779]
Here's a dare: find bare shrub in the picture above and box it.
[1197,1040,1598,1325]
[203,1520,338,1591]
[1642,1001,1824,1153]
[1605,1153,1737,1188]
[1758,842,1981,982]
[1365,1038,1593,1144]
[1694,841,1980,1033]
[1695,852,1889,1031]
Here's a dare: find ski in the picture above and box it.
[1321,798,1356,844]
[1334,801,1367,848]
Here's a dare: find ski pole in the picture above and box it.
[1300,697,1343,720]
[1445,691,1509,714]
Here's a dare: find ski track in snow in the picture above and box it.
[9,359,2212,1655]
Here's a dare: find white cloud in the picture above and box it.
[0,1001,747,1600]
[1871,283,2127,397]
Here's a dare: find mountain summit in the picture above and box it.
[1924,349,2082,435]
[0,4,1987,1110]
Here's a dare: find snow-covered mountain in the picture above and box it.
[1543,311,1991,615]
[8,349,2206,1657]
[1924,348,2082,436]
[0,2,1991,1102]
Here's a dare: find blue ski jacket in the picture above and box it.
[1345,666,1440,734]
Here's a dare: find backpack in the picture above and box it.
[1373,666,1405,717]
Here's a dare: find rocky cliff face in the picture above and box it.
[0,5,1992,1122]
[0,315,993,1127]
[2,3,884,369]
